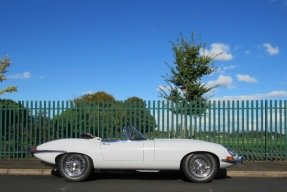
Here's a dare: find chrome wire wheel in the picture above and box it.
[188,154,212,178]
[182,153,218,183]
[58,154,93,182]
[64,154,86,177]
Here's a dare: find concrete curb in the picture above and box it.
[1,169,287,178]
[228,171,287,178]
[0,169,53,176]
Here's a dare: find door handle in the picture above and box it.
[102,143,110,145]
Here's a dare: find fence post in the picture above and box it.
[0,101,2,159]
[264,100,268,161]
[285,100,287,160]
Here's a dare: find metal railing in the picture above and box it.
[0,100,286,160]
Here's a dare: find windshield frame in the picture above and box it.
[123,126,146,141]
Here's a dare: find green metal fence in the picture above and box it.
[1,100,286,161]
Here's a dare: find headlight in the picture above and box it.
[222,147,243,164]
[226,148,237,156]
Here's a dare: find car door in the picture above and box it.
[101,140,144,161]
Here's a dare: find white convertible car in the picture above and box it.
[30,126,243,183]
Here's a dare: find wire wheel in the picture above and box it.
[64,154,87,177]
[182,153,218,183]
[59,154,93,182]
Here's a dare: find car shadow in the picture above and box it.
[51,169,231,182]
[90,170,184,181]
[91,169,230,182]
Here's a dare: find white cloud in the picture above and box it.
[201,43,233,61]
[157,85,183,94]
[263,43,279,56]
[157,85,168,93]
[8,72,31,79]
[245,50,251,55]
[223,65,238,71]
[206,75,233,88]
[267,90,287,97]
[37,75,45,80]
[212,90,287,101]
[236,74,258,83]
[217,65,238,74]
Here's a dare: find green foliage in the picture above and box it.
[55,92,157,138]
[73,91,115,104]
[0,100,30,158]
[1,100,29,135]
[0,56,17,95]
[124,97,157,133]
[159,33,219,116]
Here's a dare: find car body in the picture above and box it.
[30,126,243,183]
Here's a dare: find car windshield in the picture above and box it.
[124,126,146,140]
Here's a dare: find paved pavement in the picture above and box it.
[0,159,287,178]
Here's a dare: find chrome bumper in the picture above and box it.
[221,155,244,164]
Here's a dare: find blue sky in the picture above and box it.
[0,0,287,101]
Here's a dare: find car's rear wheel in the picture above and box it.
[182,153,218,183]
[58,153,93,182]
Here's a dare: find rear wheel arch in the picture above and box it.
[55,153,93,167]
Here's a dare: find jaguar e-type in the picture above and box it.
[30,126,243,183]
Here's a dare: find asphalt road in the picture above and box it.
[1,173,287,192]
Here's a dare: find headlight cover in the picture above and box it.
[227,148,237,156]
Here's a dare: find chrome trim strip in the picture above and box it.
[101,140,125,143]
[30,149,67,154]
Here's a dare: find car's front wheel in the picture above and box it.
[182,153,218,183]
[58,153,93,182]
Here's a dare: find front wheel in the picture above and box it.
[58,154,93,182]
[182,153,218,183]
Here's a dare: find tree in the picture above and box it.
[71,91,118,138]
[1,99,29,138]
[0,56,17,95]
[124,96,157,134]
[0,99,30,158]
[73,91,115,104]
[159,33,219,115]
[56,92,157,139]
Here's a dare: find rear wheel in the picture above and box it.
[182,153,218,183]
[58,154,93,182]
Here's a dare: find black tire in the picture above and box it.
[58,153,93,182]
[182,153,218,183]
